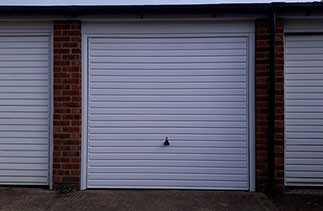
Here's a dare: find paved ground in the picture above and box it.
[1,187,323,211]
[270,191,323,211]
[0,187,278,211]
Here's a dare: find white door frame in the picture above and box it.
[81,20,255,191]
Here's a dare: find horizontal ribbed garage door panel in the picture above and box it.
[286,55,323,61]
[90,141,247,147]
[286,120,323,125]
[0,49,49,55]
[89,147,247,154]
[89,174,248,181]
[286,133,323,139]
[90,128,246,135]
[89,160,247,167]
[90,108,247,115]
[0,42,48,48]
[88,167,247,174]
[90,115,247,121]
[286,146,323,152]
[286,94,323,100]
[0,170,48,176]
[0,138,48,144]
[89,37,247,43]
[286,47,323,54]
[90,89,246,95]
[285,34,323,186]
[90,70,246,76]
[91,82,247,89]
[1,157,48,163]
[286,41,323,48]
[90,42,247,50]
[87,33,249,190]
[89,121,247,128]
[287,126,323,132]
[90,76,247,82]
[286,152,323,158]
[90,63,247,69]
[0,151,48,157]
[90,134,247,140]
[286,80,323,87]
[286,113,323,119]
[90,56,247,63]
[0,35,50,186]
[287,158,323,165]
[0,55,49,61]
[90,96,247,102]
[0,119,47,125]
[0,164,48,170]
[88,181,248,189]
[90,102,247,108]
[90,49,247,57]
[0,176,47,184]
[90,154,247,161]
[0,107,48,112]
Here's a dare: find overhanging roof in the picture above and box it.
[0,1,322,16]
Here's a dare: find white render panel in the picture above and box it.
[285,34,323,186]
[0,35,51,186]
[85,22,251,190]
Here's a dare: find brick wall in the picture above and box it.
[255,19,284,191]
[53,20,82,188]
[274,20,285,190]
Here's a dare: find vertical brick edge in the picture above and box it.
[53,20,82,188]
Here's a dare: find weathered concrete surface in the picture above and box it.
[0,187,279,211]
[270,192,323,211]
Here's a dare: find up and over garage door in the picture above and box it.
[82,21,255,190]
[0,23,52,186]
[285,34,323,186]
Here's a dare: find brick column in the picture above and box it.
[53,21,82,188]
[255,19,270,191]
[255,19,284,191]
[274,20,285,190]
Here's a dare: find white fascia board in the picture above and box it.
[0,0,319,6]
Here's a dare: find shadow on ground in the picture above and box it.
[0,187,278,211]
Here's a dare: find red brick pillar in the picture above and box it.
[274,20,285,190]
[255,19,284,191]
[53,21,82,188]
[255,19,270,191]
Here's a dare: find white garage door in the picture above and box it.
[285,34,323,186]
[0,35,51,185]
[84,22,253,190]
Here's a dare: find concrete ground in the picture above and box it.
[269,191,323,211]
[1,187,323,211]
[0,187,278,211]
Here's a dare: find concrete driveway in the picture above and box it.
[0,187,278,211]
[270,192,323,211]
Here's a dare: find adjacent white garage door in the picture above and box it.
[84,21,254,190]
[285,34,323,186]
[0,35,51,185]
